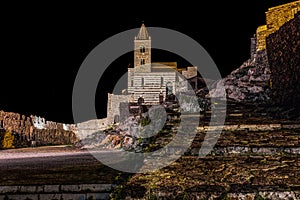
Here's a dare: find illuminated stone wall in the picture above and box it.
[266,1,300,35]
[256,25,267,51]
[256,1,300,51]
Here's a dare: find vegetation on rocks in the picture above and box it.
[1,130,15,149]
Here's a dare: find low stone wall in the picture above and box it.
[75,118,107,140]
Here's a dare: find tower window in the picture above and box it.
[142,78,144,86]
[141,59,145,65]
[140,46,145,53]
[161,77,164,86]
[131,80,134,87]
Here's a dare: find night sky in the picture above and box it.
[1,1,295,124]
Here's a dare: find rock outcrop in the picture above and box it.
[209,50,271,102]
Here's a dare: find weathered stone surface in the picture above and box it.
[4,194,38,200]
[259,191,297,200]
[0,110,78,148]
[267,12,300,111]
[19,186,37,193]
[0,186,19,193]
[86,193,110,200]
[75,118,107,140]
[43,185,60,193]
[81,184,113,192]
[209,3,300,106]
[107,93,131,125]
[257,1,300,51]
[209,50,270,102]
[39,194,62,200]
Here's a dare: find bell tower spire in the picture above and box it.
[134,23,151,67]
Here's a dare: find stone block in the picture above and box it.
[43,185,60,193]
[61,193,86,200]
[61,185,82,192]
[86,193,110,200]
[19,186,37,193]
[0,186,19,193]
[81,184,113,192]
[5,194,38,200]
[39,193,62,200]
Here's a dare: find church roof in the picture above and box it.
[136,23,150,40]
[151,62,177,72]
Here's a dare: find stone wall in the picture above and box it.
[0,111,77,146]
[256,25,267,51]
[75,118,107,140]
[257,1,300,51]
[267,12,300,108]
[266,1,300,35]
[250,35,257,59]
[213,1,299,103]
[181,66,197,79]
[107,94,131,125]
[0,111,32,138]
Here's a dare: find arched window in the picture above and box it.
[140,59,145,65]
[141,77,144,86]
[140,46,146,53]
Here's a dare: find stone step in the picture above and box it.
[189,146,300,155]
[0,184,116,200]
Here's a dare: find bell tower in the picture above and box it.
[134,23,151,67]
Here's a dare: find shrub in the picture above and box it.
[2,131,15,149]
[140,117,151,127]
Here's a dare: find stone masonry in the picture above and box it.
[267,12,300,108]
[0,111,77,147]
[106,93,131,125]
[256,1,300,51]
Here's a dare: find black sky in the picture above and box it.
[1,1,296,123]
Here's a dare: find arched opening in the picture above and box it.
[140,46,146,53]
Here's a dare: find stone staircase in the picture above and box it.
[115,100,300,199]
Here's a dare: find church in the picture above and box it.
[107,23,198,124]
[127,23,198,105]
